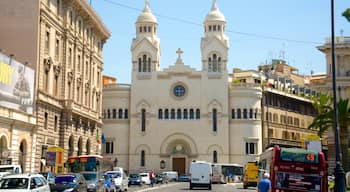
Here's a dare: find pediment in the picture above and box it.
[131,37,158,52]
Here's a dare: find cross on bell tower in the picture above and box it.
[175,48,184,64]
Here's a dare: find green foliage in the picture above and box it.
[343,8,350,22]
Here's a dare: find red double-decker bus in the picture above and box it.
[259,146,327,192]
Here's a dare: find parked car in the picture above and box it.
[128,173,142,186]
[162,171,178,182]
[178,174,191,182]
[139,172,151,185]
[81,171,105,192]
[0,165,22,179]
[0,173,50,191]
[155,174,168,184]
[104,170,129,192]
[39,171,55,184]
[50,173,88,192]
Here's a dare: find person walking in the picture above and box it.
[258,172,271,192]
[149,169,155,187]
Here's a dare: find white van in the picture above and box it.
[105,168,128,192]
[189,160,212,190]
[0,165,22,178]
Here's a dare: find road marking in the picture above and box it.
[134,183,181,192]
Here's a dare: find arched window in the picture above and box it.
[183,109,188,119]
[213,108,217,132]
[237,109,241,119]
[124,109,128,119]
[213,150,218,163]
[249,109,253,119]
[112,109,116,119]
[141,150,145,167]
[107,109,111,119]
[231,109,235,119]
[208,54,222,72]
[171,109,175,119]
[118,109,123,119]
[196,109,200,119]
[243,109,248,119]
[177,109,182,119]
[158,109,163,119]
[142,55,147,72]
[141,109,146,132]
[147,58,151,72]
[164,109,169,119]
[189,109,194,119]
[138,58,142,72]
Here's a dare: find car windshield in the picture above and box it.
[129,174,139,178]
[55,175,76,184]
[106,172,120,178]
[0,178,29,189]
[139,173,148,177]
[82,173,97,181]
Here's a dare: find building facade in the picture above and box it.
[317,36,350,171]
[102,1,263,174]
[0,52,37,172]
[0,0,110,172]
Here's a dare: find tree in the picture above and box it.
[343,8,350,22]
[309,95,350,171]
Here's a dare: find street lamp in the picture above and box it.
[331,0,346,191]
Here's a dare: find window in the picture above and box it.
[164,109,169,119]
[177,109,182,119]
[148,26,151,32]
[213,150,218,163]
[249,109,253,119]
[78,20,82,34]
[189,109,194,119]
[124,109,128,119]
[69,11,73,26]
[237,109,241,119]
[173,85,186,97]
[76,86,80,103]
[54,116,58,132]
[141,109,146,132]
[85,61,89,77]
[45,31,50,54]
[170,109,175,119]
[141,150,145,167]
[139,26,142,33]
[196,109,200,119]
[139,55,151,72]
[55,39,59,60]
[44,70,49,92]
[118,109,123,119]
[68,48,72,68]
[158,109,163,119]
[77,55,81,72]
[243,109,247,119]
[44,112,48,129]
[53,76,58,96]
[208,54,221,72]
[107,109,110,119]
[213,109,217,132]
[112,109,116,119]
[183,109,188,119]
[245,142,257,154]
[231,109,235,119]
[105,141,114,154]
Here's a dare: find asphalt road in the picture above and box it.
[127,182,257,192]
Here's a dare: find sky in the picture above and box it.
[91,0,350,84]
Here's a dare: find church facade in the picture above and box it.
[102,1,262,174]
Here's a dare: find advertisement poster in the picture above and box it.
[46,152,56,166]
[275,172,322,191]
[0,52,35,114]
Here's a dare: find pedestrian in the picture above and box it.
[258,172,271,192]
[149,169,155,187]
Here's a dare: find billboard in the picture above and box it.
[0,52,35,114]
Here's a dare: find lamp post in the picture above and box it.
[331,0,346,191]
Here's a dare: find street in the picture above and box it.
[127,182,257,192]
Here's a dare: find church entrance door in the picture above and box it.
[172,157,185,175]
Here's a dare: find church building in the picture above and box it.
[102,0,262,174]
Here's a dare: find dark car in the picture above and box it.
[128,173,142,186]
[50,173,88,192]
[81,171,105,192]
[178,174,190,182]
[155,174,168,184]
